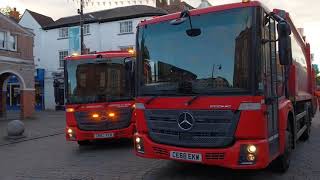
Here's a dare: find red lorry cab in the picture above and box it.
[65,51,135,146]
[133,1,316,172]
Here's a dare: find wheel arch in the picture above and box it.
[278,100,296,152]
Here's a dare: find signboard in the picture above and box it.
[69,27,80,54]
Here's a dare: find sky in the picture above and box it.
[1,0,320,65]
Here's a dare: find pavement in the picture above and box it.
[0,111,319,180]
[0,111,65,146]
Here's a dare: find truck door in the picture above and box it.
[263,15,280,157]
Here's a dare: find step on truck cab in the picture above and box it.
[65,51,135,146]
[133,1,316,172]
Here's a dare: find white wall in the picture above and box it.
[19,11,41,68]
[43,16,150,68]
[99,18,146,50]
[41,28,69,110]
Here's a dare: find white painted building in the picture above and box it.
[19,5,166,110]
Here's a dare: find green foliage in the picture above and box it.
[313,64,320,76]
[316,76,320,87]
[0,6,13,16]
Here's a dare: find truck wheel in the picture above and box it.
[78,140,91,146]
[300,109,311,141]
[272,122,293,173]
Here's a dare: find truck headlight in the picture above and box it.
[239,144,257,165]
[135,137,141,143]
[247,145,257,154]
[67,128,76,140]
[135,136,144,153]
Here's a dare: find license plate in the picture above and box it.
[94,133,114,139]
[170,151,202,162]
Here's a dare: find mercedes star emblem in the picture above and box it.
[177,112,195,131]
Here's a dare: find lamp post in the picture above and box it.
[78,0,84,55]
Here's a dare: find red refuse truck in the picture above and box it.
[133,0,316,172]
[65,51,135,146]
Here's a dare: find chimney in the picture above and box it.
[9,7,20,22]
[170,0,181,5]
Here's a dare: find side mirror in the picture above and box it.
[124,58,134,73]
[186,28,201,37]
[277,21,292,66]
[124,58,135,96]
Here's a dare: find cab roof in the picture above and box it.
[138,1,267,26]
[65,51,133,61]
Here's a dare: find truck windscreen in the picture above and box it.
[65,57,134,104]
[138,7,254,96]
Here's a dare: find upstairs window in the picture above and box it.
[8,34,17,51]
[120,21,133,34]
[59,28,68,38]
[84,24,90,35]
[0,31,6,49]
[59,50,69,68]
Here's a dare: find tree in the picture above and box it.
[0,6,21,21]
[0,6,13,16]
[313,64,320,76]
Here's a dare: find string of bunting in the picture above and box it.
[68,0,157,7]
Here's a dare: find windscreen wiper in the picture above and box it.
[145,96,157,105]
[186,95,200,106]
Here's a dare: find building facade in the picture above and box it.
[19,5,166,110]
[0,12,35,119]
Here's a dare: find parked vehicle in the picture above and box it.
[65,51,135,146]
[133,1,316,172]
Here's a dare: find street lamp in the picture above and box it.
[78,0,84,55]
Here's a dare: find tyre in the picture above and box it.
[300,109,311,141]
[271,121,293,173]
[77,140,91,146]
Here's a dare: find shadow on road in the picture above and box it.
[141,161,280,180]
[75,139,134,153]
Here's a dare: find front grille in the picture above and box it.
[145,110,240,148]
[206,153,225,160]
[75,108,132,131]
[153,147,169,156]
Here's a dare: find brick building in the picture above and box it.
[0,12,35,119]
